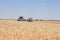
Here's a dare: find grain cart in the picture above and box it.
[27,18,33,22]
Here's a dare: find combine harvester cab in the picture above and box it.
[17,16,26,21]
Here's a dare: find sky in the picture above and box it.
[0,0,60,20]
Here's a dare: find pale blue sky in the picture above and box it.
[0,0,60,20]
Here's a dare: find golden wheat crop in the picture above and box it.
[0,20,60,40]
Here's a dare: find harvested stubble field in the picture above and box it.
[0,20,60,40]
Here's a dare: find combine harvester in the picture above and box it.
[17,16,33,22]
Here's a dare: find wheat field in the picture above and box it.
[0,20,60,40]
